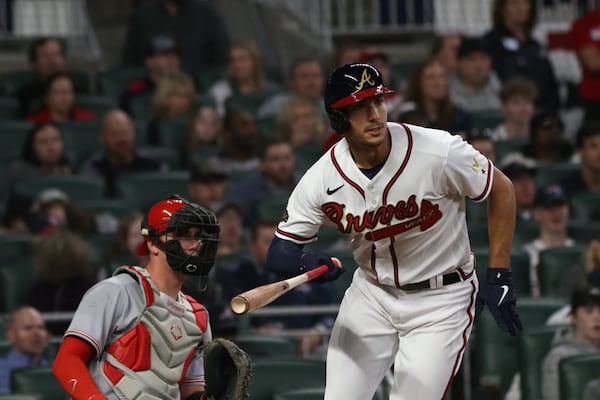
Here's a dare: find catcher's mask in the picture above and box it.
[137,195,220,284]
[324,62,393,134]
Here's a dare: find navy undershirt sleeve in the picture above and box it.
[266,236,305,278]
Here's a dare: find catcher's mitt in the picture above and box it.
[203,338,252,400]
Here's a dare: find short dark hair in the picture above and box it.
[576,122,600,148]
[28,37,65,64]
[499,78,538,103]
[258,136,292,160]
[288,56,323,80]
[492,0,537,34]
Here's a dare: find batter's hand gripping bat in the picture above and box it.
[230,257,341,315]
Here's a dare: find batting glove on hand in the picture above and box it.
[475,268,523,336]
[301,251,345,283]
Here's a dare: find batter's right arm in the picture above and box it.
[476,166,522,336]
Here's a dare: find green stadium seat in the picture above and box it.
[569,191,600,222]
[250,358,326,400]
[534,162,580,189]
[273,387,326,400]
[60,120,102,165]
[0,395,42,400]
[12,175,106,203]
[256,197,288,223]
[235,334,298,358]
[466,200,488,226]
[137,146,181,170]
[0,261,35,314]
[10,366,65,400]
[95,67,147,99]
[78,197,138,220]
[0,234,34,263]
[559,354,600,400]
[0,96,19,119]
[471,109,505,131]
[0,340,10,356]
[195,68,226,92]
[0,120,34,164]
[494,138,528,163]
[155,117,189,149]
[519,326,562,400]
[129,95,151,119]
[513,222,539,247]
[472,297,566,397]
[537,246,586,298]
[76,94,118,118]
[225,91,280,117]
[116,170,190,210]
[468,224,489,251]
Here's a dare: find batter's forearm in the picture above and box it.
[486,167,516,268]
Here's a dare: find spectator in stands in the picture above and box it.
[146,71,196,145]
[208,107,260,174]
[501,154,537,223]
[559,122,600,198]
[522,110,574,166]
[333,41,364,66]
[217,220,335,355]
[26,188,95,236]
[186,102,222,150]
[187,158,227,212]
[489,77,538,141]
[26,72,96,124]
[570,0,600,124]
[79,109,167,197]
[482,0,560,111]
[27,228,97,336]
[121,0,230,76]
[274,96,325,149]
[399,58,472,137]
[430,33,463,77]
[522,184,578,297]
[449,36,502,112]
[542,285,600,400]
[468,132,497,163]
[119,33,181,114]
[0,123,71,202]
[107,211,147,271]
[15,37,66,117]
[215,202,246,257]
[257,56,326,124]
[584,238,600,278]
[231,137,298,228]
[0,306,50,393]
[208,40,280,116]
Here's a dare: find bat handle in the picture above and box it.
[305,264,330,280]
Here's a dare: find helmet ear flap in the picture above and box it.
[327,108,350,134]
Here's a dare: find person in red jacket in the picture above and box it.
[570,0,600,123]
[26,71,96,124]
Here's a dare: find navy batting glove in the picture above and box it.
[301,251,345,283]
[476,268,523,336]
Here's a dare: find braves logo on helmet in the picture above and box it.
[324,63,393,133]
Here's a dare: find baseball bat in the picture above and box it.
[230,258,340,315]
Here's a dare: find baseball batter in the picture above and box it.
[266,63,523,399]
[52,196,220,400]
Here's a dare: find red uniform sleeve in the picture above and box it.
[52,336,108,400]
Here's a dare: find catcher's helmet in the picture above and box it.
[324,62,393,134]
[137,195,220,280]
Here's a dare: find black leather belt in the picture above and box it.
[398,271,462,291]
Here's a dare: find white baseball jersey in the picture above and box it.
[276,122,493,287]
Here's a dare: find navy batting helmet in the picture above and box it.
[138,195,220,282]
[324,62,393,134]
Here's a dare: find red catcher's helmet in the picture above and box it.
[137,195,220,279]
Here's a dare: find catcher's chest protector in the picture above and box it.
[101,266,207,399]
